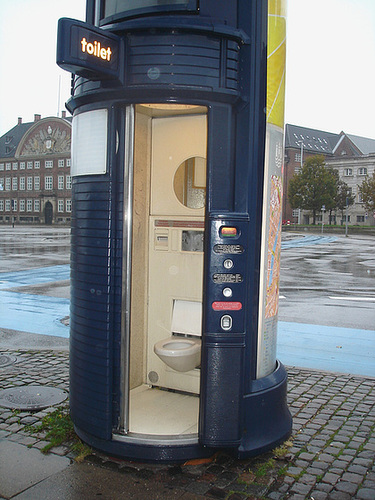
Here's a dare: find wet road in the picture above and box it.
[0,227,374,375]
[279,232,375,330]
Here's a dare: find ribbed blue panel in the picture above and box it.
[126,32,239,92]
[70,177,114,440]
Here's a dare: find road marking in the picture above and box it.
[329,296,375,302]
[279,295,286,299]
[318,270,352,276]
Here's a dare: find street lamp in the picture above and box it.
[296,140,305,225]
[345,195,349,237]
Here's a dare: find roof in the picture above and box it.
[285,124,340,154]
[0,123,34,158]
[346,134,375,155]
[0,117,72,159]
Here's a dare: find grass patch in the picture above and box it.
[26,408,91,461]
[273,440,293,459]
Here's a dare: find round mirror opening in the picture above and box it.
[173,157,206,209]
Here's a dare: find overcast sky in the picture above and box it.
[0,0,374,139]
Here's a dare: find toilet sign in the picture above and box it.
[57,18,121,80]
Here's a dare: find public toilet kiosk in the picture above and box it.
[57,0,292,462]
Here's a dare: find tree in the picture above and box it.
[359,172,375,212]
[334,177,355,223]
[288,155,337,224]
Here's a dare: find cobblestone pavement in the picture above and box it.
[0,349,374,500]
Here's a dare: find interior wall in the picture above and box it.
[129,109,151,389]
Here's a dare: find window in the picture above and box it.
[66,159,71,167]
[27,177,33,190]
[27,199,33,212]
[12,178,18,191]
[20,162,25,170]
[27,161,33,169]
[45,160,53,169]
[357,215,365,223]
[34,200,40,212]
[34,161,40,169]
[58,159,64,168]
[58,176,64,190]
[66,199,72,212]
[12,162,18,170]
[103,0,197,21]
[72,109,108,176]
[0,178,4,190]
[5,178,11,191]
[12,199,17,211]
[45,176,53,190]
[295,153,301,163]
[342,215,351,222]
[0,163,4,171]
[344,168,353,176]
[20,177,25,190]
[34,176,40,191]
[66,175,72,189]
[20,199,25,212]
[5,199,11,211]
[58,200,64,212]
[0,200,4,211]
[358,192,363,203]
[358,167,367,176]
[6,163,11,170]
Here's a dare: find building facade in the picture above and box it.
[0,114,72,225]
[284,124,375,226]
[325,154,375,225]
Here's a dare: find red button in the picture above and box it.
[220,226,238,237]
[212,301,242,311]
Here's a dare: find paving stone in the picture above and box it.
[348,464,367,475]
[322,472,340,484]
[335,480,359,495]
[356,488,375,500]
[309,490,328,500]
[328,490,352,500]
[341,472,365,484]
[286,466,304,477]
[290,481,313,496]
[185,481,211,495]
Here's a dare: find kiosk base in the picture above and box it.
[237,362,292,458]
[73,362,291,463]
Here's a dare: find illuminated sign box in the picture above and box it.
[57,18,121,80]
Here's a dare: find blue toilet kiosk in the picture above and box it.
[57,0,292,462]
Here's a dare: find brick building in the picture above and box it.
[284,124,375,226]
[0,114,72,225]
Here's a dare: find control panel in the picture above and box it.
[204,215,248,335]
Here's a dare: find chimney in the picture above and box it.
[18,117,22,125]
[34,114,41,122]
[62,110,66,119]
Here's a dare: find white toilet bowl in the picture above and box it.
[154,337,201,372]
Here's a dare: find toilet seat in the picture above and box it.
[154,337,201,372]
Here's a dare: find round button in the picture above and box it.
[223,287,233,298]
[223,259,234,269]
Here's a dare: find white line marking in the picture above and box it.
[318,270,352,276]
[329,296,375,302]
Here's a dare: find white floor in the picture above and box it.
[129,385,199,435]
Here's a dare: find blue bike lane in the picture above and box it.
[0,235,374,377]
[0,265,70,339]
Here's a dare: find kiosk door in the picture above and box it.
[125,106,207,436]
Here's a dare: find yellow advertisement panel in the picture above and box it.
[257,0,286,379]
